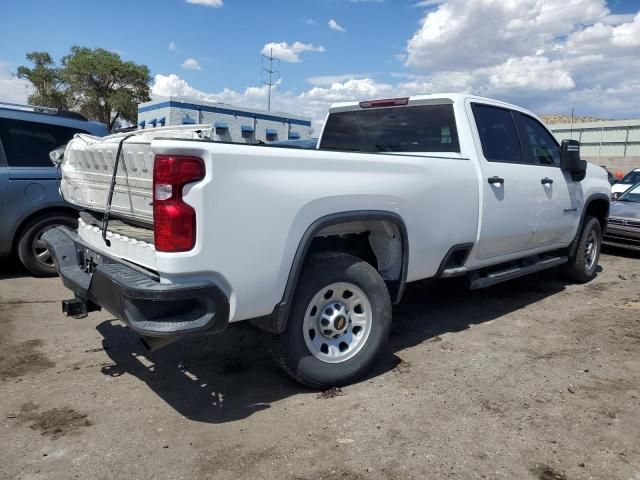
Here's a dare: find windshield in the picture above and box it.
[319,104,460,153]
[619,170,640,184]
[618,182,640,202]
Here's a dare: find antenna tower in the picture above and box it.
[261,48,280,112]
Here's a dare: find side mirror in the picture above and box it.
[49,145,66,167]
[560,139,587,180]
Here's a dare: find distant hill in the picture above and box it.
[540,114,607,124]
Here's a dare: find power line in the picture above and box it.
[261,48,280,112]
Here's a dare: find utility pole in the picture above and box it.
[261,48,279,112]
[570,107,575,139]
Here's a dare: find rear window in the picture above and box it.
[0,118,86,167]
[319,104,460,153]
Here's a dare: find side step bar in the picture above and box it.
[468,255,568,290]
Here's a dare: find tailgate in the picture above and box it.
[59,125,215,225]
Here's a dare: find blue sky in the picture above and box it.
[1,0,423,92]
[1,0,640,124]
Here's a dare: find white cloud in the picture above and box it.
[151,73,393,129]
[566,11,640,53]
[328,19,346,32]
[261,42,325,63]
[0,62,33,104]
[169,42,178,52]
[398,0,640,117]
[151,1,640,130]
[185,0,223,7]
[406,0,609,70]
[307,74,366,86]
[181,58,201,70]
[483,56,575,91]
[414,0,446,7]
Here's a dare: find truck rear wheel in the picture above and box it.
[17,214,77,277]
[274,252,392,388]
[563,215,602,283]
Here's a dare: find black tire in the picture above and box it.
[17,214,77,277]
[273,252,392,388]
[563,215,602,283]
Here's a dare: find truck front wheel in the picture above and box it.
[274,252,392,388]
[563,215,602,283]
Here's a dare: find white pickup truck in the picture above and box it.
[44,94,610,388]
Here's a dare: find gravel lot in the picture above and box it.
[1,249,639,480]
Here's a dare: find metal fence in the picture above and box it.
[550,120,640,158]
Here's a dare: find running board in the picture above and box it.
[468,256,568,290]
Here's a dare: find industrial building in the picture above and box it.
[137,97,313,144]
[549,118,640,172]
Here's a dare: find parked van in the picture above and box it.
[0,102,108,275]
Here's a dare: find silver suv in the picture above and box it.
[0,102,108,275]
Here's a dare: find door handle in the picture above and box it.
[488,176,504,185]
[541,177,554,185]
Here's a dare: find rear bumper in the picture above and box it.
[42,226,229,337]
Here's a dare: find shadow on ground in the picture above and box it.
[0,257,31,280]
[97,267,573,424]
[602,244,640,260]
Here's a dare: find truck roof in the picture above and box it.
[329,93,535,117]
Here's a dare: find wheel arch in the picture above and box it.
[584,195,610,232]
[251,210,409,334]
[569,193,610,257]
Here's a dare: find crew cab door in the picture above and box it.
[470,103,540,259]
[513,112,582,246]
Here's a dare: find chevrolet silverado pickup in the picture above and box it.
[43,94,611,388]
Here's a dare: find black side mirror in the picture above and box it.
[560,139,587,181]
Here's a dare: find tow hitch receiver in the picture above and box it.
[62,298,100,319]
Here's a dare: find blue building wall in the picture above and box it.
[137,97,313,143]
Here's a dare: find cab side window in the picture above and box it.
[514,113,561,166]
[0,118,84,168]
[471,104,523,163]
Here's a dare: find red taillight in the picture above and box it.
[153,155,205,252]
[359,97,409,109]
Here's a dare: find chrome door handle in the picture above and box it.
[541,177,554,185]
[488,176,504,185]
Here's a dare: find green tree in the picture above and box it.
[16,52,69,110]
[17,47,151,131]
[62,46,151,130]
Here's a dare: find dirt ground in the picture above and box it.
[1,249,639,480]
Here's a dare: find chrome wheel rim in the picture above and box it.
[31,226,54,268]
[303,282,372,364]
[584,230,599,271]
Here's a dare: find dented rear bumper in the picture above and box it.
[42,226,229,338]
